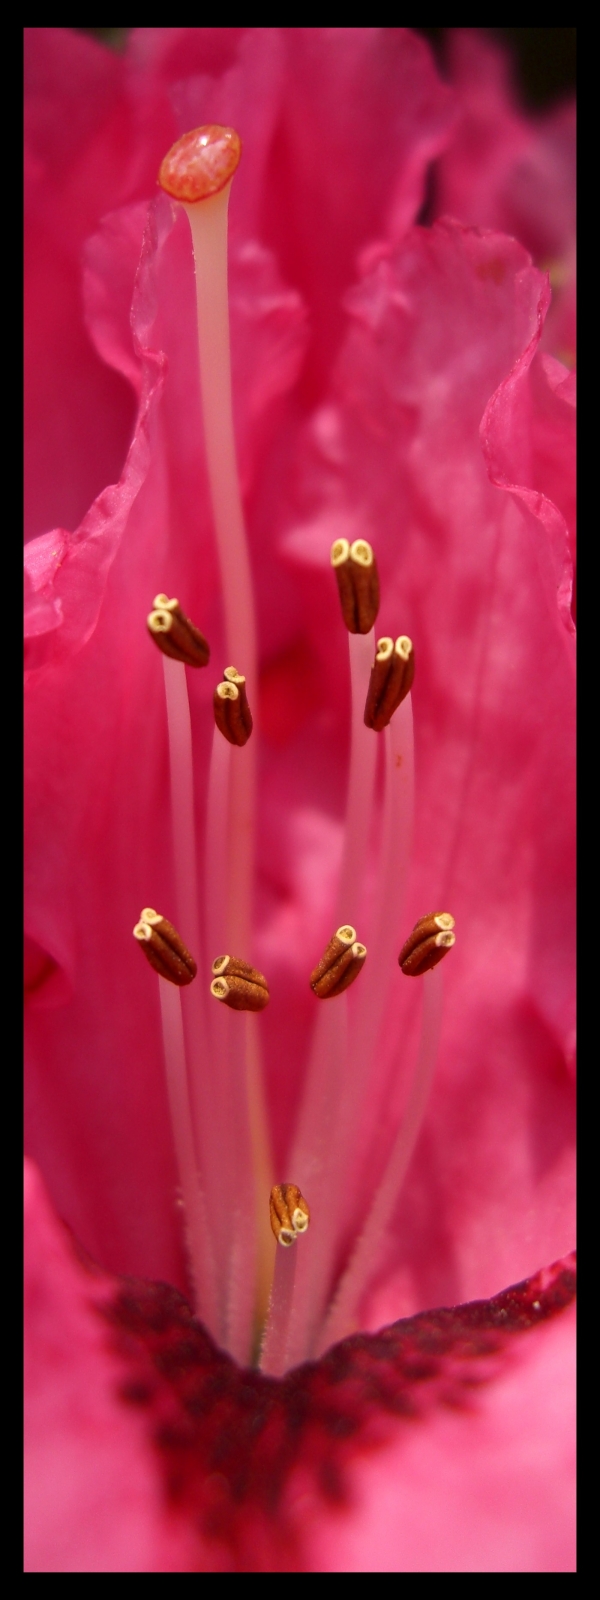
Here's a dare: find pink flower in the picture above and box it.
[24,29,575,1571]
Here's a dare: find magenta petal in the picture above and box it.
[24,29,139,543]
[24,32,575,1572]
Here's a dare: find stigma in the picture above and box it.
[158,125,242,204]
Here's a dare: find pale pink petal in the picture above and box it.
[24,1160,206,1572]
[306,1300,575,1571]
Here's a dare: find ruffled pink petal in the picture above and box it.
[437,30,575,363]
[261,28,455,400]
[25,29,139,542]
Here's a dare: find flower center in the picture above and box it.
[133,127,454,1373]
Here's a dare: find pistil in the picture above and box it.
[159,127,272,1359]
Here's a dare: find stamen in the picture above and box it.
[133,908,197,986]
[336,630,379,922]
[269,1183,311,1246]
[210,955,270,1012]
[147,593,210,668]
[204,723,272,1354]
[154,649,223,1336]
[309,925,367,999]
[213,673,253,746]
[286,695,414,1365]
[132,915,217,1327]
[316,964,445,1355]
[399,912,456,976]
[260,1186,310,1376]
[157,976,218,1329]
[364,635,415,731]
[331,537,380,634]
[159,657,202,956]
[331,700,415,1179]
[284,998,349,1370]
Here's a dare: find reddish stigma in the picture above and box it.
[158,126,242,203]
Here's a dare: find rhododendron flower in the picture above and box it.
[24,29,575,1572]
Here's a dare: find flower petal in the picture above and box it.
[25,1159,575,1572]
[24,1160,204,1572]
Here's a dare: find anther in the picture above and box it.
[133,908,198,986]
[158,125,242,204]
[210,955,269,1012]
[147,594,210,668]
[213,667,253,746]
[364,635,415,731]
[399,913,455,977]
[331,537,380,634]
[310,924,367,999]
[269,1184,311,1247]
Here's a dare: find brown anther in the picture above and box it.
[269,1184,311,1247]
[399,913,455,977]
[158,125,242,204]
[210,955,269,1012]
[309,924,367,999]
[147,594,210,667]
[213,667,253,746]
[330,537,380,634]
[364,635,415,731]
[133,908,197,986]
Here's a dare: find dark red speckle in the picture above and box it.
[99,1253,575,1572]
